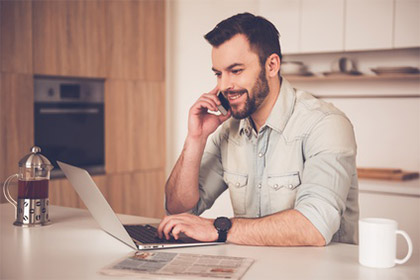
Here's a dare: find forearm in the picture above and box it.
[165,135,207,214]
[227,209,326,246]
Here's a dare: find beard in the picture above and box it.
[228,67,270,120]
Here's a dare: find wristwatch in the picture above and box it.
[213,216,232,242]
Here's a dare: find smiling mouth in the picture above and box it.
[226,91,246,101]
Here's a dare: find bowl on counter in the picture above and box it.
[281,61,312,76]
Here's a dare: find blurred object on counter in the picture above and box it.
[371,66,420,75]
[281,61,313,77]
[357,167,419,181]
[324,57,362,76]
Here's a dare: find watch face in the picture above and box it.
[214,217,232,231]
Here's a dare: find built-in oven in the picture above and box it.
[34,76,105,178]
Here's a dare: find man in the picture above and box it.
[158,13,358,246]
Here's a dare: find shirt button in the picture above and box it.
[235,182,240,187]
[273,184,279,190]
[257,184,262,189]
[288,184,294,189]
[258,152,264,157]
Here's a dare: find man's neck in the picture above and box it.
[251,76,282,132]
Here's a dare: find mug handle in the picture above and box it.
[395,230,413,265]
[2,174,18,209]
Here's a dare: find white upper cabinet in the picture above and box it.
[259,0,301,54]
[301,0,345,53]
[258,0,418,54]
[345,0,394,51]
[394,0,420,48]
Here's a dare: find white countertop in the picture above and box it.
[1,204,419,280]
[359,178,420,196]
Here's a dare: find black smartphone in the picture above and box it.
[217,91,230,116]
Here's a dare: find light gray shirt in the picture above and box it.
[192,78,359,244]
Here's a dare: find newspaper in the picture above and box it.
[100,251,254,279]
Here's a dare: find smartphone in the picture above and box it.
[217,91,230,116]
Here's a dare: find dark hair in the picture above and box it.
[204,12,282,66]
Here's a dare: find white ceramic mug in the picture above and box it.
[359,218,413,268]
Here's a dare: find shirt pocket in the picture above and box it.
[223,171,248,216]
[267,172,301,213]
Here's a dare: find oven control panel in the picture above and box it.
[34,76,104,103]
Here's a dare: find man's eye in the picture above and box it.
[214,72,221,77]
[232,69,243,75]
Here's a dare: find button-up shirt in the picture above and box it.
[192,78,359,244]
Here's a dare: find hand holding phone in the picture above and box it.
[217,91,230,116]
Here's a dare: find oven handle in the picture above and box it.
[39,108,100,114]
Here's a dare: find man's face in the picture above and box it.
[211,34,269,119]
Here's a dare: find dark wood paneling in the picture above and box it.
[0,73,34,184]
[106,0,165,81]
[32,1,107,77]
[106,169,166,218]
[0,0,32,73]
[105,80,166,173]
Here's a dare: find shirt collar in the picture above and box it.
[239,77,296,137]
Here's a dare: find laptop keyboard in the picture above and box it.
[124,224,181,244]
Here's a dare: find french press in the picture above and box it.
[3,146,53,227]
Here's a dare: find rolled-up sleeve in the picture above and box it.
[295,114,357,244]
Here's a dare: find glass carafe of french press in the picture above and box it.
[3,146,53,226]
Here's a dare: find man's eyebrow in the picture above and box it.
[212,63,245,72]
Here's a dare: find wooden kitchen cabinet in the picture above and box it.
[106,170,166,218]
[394,0,420,48]
[105,80,166,174]
[0,0,32,74]
[32,1,107,77]
[345,0,394,51]
[105,0,165,81]
[0,73,34,185]
[301,0,344,53]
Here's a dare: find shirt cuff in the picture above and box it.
[295,202,340,245]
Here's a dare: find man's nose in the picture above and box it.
[219,75,234,93]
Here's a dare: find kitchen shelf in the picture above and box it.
[283,73,420,82]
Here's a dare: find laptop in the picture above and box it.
[57,161,222,250]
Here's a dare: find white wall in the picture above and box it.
[166,1,420,219]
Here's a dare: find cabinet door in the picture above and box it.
[301,0,345,53]
[0,73,34,184]
[394,0,420,48]
[105,0,165,81]
[0,1,32,73]
[259,0,301,54]
[33,1,107,77]
[105,80,165,174]
[345,0,394,51]
[106,170,165,218]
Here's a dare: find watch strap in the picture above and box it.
[217,230,228,242]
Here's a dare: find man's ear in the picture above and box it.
[265,54,281,78]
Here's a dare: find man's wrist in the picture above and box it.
[183,135,208,160]
[185,133,208,147]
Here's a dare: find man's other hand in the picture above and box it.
[157,213,218,242]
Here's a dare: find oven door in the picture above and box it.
[34,102,104,177]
